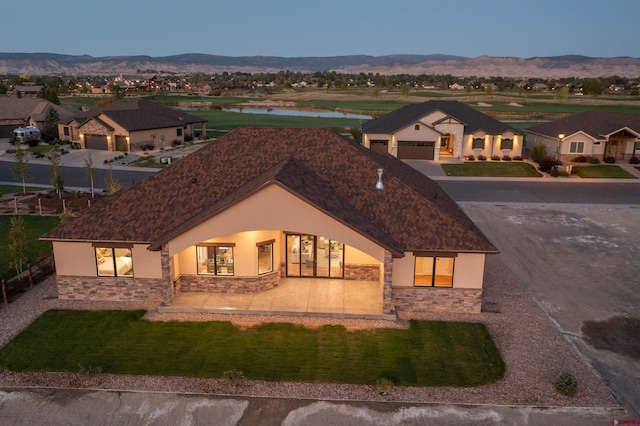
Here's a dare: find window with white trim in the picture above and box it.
[197,244,234,275]
[569,141,585,153]
[500,138,513,150]
[472,138,484,149]
[258,240,274,275]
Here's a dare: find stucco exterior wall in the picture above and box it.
[391,251,485,289]
[166,184,386,263]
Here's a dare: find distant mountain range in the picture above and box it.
[1,53,639,78]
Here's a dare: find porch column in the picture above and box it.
[160,244,173,305]
[382,250,393,314]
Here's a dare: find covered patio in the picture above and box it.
[159,278,390,319]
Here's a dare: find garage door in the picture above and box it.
[85,134,108,150]
[370,140,388,155]
[397,141,435,160]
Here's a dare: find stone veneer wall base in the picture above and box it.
[392,287,482,313]
[56,275,166,302]
[178,271,280,294]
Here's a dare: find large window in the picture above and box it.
[258,240,274,274]
[414,255,455,287]
[197,244,234,275]
[569,141,585,153]
[500,138,513,150]
[95,246,133,277]
[472,138,485,149]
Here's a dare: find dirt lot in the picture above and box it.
[463,203,640,417]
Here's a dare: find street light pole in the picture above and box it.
[557,133,565,161]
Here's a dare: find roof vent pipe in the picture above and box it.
[375,168,384,190]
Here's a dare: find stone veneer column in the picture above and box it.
[383,250,393,314]
[160,245,173,305]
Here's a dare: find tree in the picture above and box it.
[42,106,60,142]
[84,152,97,198]
[11,144,31,193]
[555,86,569,100]
[108,83,125,100]
[36,87,61,105]
[105,165,122,194]
[582,78,603,96]
[49,145,64,197]
[8,216,27,278]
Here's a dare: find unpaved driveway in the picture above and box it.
[463,203,640,417]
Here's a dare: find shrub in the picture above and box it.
[478,155,487,161]
[555,369,579,396]
[531,143,548,163]
[513,156,523,161]
[465,155,475,161]
[172,139,182,147]
[375,378,393,395]
[502,155,512,161]
[604,156,616,164]
[571,156,587,162]
[586,156,600,164]
[629,157,640,164]
[28,139,40,148]
[548,168,569,177]
[491,155,501,161]
[223,369,244,386]
[538,156,561,172]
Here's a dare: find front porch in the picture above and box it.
[160,277,393,319]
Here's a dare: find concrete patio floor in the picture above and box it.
[159,278,389,319]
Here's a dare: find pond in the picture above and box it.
[180,105,371,120]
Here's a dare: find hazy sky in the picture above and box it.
[4,0,639,58]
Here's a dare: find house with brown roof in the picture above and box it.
[525,112,640,162]
[361,100,523,160]
[42,127,497,317]
[57,100,206,151]
[0,97,76,138]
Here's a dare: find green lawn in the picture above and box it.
[442,161,542,177]
[0,310,505,387]
[573,165,637,179]
[0,184,44,196]
[0,215,60,281]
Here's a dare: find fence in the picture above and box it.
[1,255,55,305]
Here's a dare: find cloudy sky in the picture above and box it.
[4,0,639,58]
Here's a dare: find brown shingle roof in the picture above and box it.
[66,99,205,132]
[42,128,496,255]
[526,112,640,139]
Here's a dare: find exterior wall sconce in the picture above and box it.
[375,168,384,190]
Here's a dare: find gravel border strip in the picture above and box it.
[0,255,621,408]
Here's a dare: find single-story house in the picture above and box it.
[0,97,76,138]
[57,100,207,151]
[361,100,523,161]
[525,112,640,162]
[41,127,497,316]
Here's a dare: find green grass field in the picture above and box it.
[573,165,638,179]
[0,215,60,281]
[0,185,44,196]
[0,310,506,387]
[442,161,542,177]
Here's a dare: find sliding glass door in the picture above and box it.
[286,234,344,278]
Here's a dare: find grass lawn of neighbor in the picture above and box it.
[0,215,59,281]
[572,165,638,179]
[0,310,505,387]
[441,161,542,177]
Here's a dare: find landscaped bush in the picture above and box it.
[530,143,547,164]
[513,156,523,161]
[555,368,579,396]
[465,155,475,161]
[604,156,616,163]
[586,156,600,164]
[171,139,182,147]
[478,155,487,161]
[502,155,512,161]
[538,156,561,172]
[629,157,640,164]
[571,156,587,162]
[491,155,501,161]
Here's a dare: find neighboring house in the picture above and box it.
[361,100,523,160]
[41,127,497,316]
[0,97,76,138]
[525,112,640,162]
[57,100,207,151]
[14,83,43,98]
